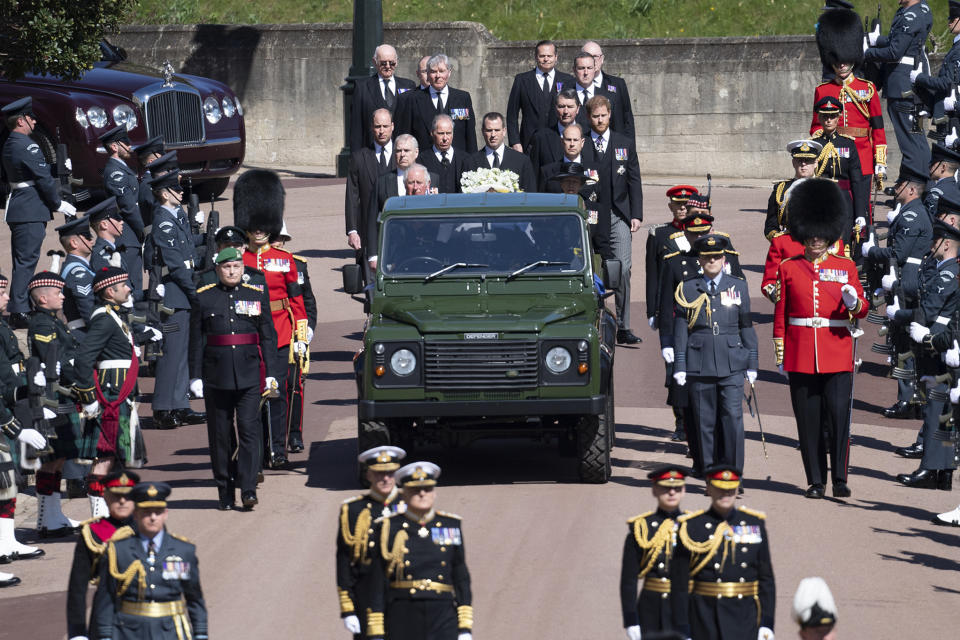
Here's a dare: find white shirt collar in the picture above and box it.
[592,129,610,144]
[563,154,582,163]
[576,83,593,95]
[593,71,605,87]
[535,68,555,81]
[485,145,504,158]
[433,146,452,161]
[375,140,393,157]
[430,86,449,100]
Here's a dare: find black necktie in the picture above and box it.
[709,282,717,295]
[492,151,500,169]
[542,75,551,97]
[441,151,450,167]
[435,92,445,114]
[379,148,387,170]
[147,540,156,564]
[383,80,396,110]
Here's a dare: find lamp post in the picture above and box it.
[337,0,383,177]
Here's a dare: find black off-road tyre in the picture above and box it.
[577,390,613,483]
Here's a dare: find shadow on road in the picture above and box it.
[879,549,960,572]
[296,248,355,259]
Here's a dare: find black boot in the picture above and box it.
[288,432,304,453]
[176,408,207,425]
[671,411,685,442]
[217,486,235,511]
[898,468,939,488]
[832,481,851,498]
[152,410,181,430]
[938,469,954,491]
[895,442,924,458]
[241,490,258,510]
[884,401,918,419]
[804,484,825,499]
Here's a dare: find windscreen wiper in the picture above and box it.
[423,262,488,282]
[506,260,570,281]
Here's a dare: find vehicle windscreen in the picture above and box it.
[381,213,587,276]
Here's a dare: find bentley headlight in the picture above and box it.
[112,105,138,131]
[203,96,222,124]
[86,107,108,129]
[545,347,572,374]
[389,349,417,376]
[75,107,89,128]
[221,96,236,118]
[234,96,243,117]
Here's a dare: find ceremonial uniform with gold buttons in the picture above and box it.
[812,95,868,227]
[366,463,472,640]
[90,482,207,640]
[761,232,846,303]
[645,185,697,327]
[669,467,775,640]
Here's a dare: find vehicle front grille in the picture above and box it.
[144,90,204,144]
[424,340,538,390]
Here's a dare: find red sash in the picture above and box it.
[93,347,139,454]
[205,333,265,389]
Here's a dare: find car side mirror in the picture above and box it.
[603,259,622,292]
[342,264,363,295]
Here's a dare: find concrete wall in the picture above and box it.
[114,22,907,179]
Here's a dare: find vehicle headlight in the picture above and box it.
[75,107,89,129]
[389,349,417,376]
[221,96,236,118]
[234,96,243,117]
[112,105,138,131]
[203,96,222,124]
[545,346,572,374]
[86,107,108,129]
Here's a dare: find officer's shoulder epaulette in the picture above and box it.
[815,80,832,88]
[678,509,704,523]
[626,510,655,524]
[241,283,261,292]
[662,250,680,260]
[292,254,307,263]
[770,230,787,240]
[342,495,364,505]
[668,230,684,240]
[725,249,740,256]
[170,532,194,544]
[811,129,824,138]
[713,231,730,238]
[196,283,216,294]
[737,506,766,520]
[437,510,462,520]
[839,133,856,141]
[109,525,135,542]
[272,247,292,255]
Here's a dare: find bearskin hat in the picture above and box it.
[817,9,864,70]
[233,169,285,235]
[786,178,847,244]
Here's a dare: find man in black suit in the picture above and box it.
[537,122,597,192]
[349,44,416,153]
[417,114,474,194]
[396,53,477,154]
[583,41,635,139]
[572,52,623,134]
[346,108,396,279]
[472,112,536,192]
[506,40,577,153]
[542,148,611,260]
[586,95,643,344]
[527,88,582,178]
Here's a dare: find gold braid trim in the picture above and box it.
[81,523,108,582]
[337,588,355,614]
[679,519,734,578]
[775,182,788,228]
[457,605,474,630]
[366,610,385,637]
[815,142,839,178]
[839,82,872,119]
[380,517,409,581]
[875,144,887,166]
[674,282,711,329]
[632,517,675,579]
[106,541,146,599]
[773,337,784,365]
[339,503,372,563]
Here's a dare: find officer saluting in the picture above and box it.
[189,247,279,511]
[66,469,139,640]
[336,446,407,638]
[619,464,688,639]
[90,481,207,640]
[2,97,77,327]
[366,461,473,640]
[670,464,776,640]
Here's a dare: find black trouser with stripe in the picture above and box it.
[789,371,852,486]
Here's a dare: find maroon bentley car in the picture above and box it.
[0,40,245,201]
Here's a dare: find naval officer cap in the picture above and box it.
[359,446,407,472]
[396,461,441,488]
[787,139,823,160]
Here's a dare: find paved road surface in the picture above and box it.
[1,172,956,639]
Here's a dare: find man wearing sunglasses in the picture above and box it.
[350,44,415,154]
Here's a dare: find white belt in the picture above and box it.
[67,319,86,330]
[905,257,922,265]
[97,359,132,369]
[9,181,35,189]
[900,56,915,66]
[936,316,951,325]
[788,317,850,328]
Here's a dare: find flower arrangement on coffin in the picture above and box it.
[459,168,522,193]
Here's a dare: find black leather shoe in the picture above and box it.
[10,547,44,561]
[217,487,235,511]
[0,574,20,587]
[152,410,181,430]
[938,469,953,491]
[268,453,289,469]
[804,484,825,499]
[884,401,918,419]
[241,490,258,510]
[898,468,939,488]
[176,408,206,425]
[256,471,264,485]
[616,329,641,345]
[288,433,304,453]
[832,481,851,498]
[8,313,29,329]
[895,442,924,458]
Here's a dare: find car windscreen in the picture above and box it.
[381,213,587,276]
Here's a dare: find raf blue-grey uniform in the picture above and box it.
[673,272,758,472]
[150,202,197,415]
[91,236,128,274]
[924,174,960,219]
[61,254,96,339]
[914,29,960,134]
[103,157,146,299]
[2,131,63,314]
[863,1,933,170]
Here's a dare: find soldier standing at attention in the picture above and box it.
[99,125,146,301]
[811,95,868,235]
[670,464,775,640]
[336,446,407,638]
[764,141,821,240]
[620,464,688,639]
[646,185,697,330]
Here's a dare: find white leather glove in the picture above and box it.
[881,265,897,291]
[868,23,880,46]
[194,209,204,225]
[82,400,100,418]
[909,321,930,343]
[746,370,758,385]
[854,216,866,229]
[947,340,960,368]
[264,377,278,394]
[342,615,361,634]
[647,316,655,328]
[777,364,789,379]
[862,35,869,53]
[122,297,134,309]
[672,371,686,386]
[886,202,901,224]
[875,163,886,178]
[910,67,921,83]
[17,428,46,449]
[57,200,77,216]
[294,341,309,355]
[42,407,57,420]
[147,326,163,342]
[64,158,73,171]
[661,347,675,363]
[306,327,314,343]
[758,627,775,640]
[33,370,46,387]
[951,380,960,404]
[155,283,165,298]
[946,93,958,112]
[625,626,642,640]
[133,344,142,358]
[457,634,472,640]
[860,235,875,257]
[886,296,900,320]
[840,283,858,309]
[189,378,204,399]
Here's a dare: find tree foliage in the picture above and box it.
[0,0,138,80]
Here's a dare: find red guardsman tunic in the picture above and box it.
[761,232,847,302]
[810,75,886,178]
[243,245,308,348]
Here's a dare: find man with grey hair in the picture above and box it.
[396,53,477,153]
[349,44,414,153]
[416,113,474,194]
[403,163,432,195]
[583,40,635,139]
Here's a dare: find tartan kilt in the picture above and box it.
[94,377,147,468]
[44,411,97,463]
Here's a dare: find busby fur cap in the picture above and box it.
[817,9,864,69]
[233,169,285,235]
[786,178,847,244]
